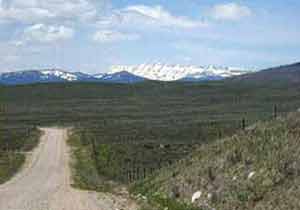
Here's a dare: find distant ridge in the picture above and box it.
[229,62,300,84]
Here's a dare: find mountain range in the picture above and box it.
[0,64,250,85]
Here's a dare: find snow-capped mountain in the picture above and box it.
[0,69,145,85]
[0,69,97,85]
[110,64,248,81]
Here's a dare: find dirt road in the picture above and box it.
[0,128,138,210]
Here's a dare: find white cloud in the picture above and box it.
[124,5,206,28]
[97,5,207,29]
[210,3,252,21]
[0,0,97,24]
[93,30,140,43]
[22,24,74,43]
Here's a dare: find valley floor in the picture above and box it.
[0,128,138,210]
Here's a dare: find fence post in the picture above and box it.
[273,104,278,119]
[242,118,246,130]
[90,135,100,173]
[218,129,222,139]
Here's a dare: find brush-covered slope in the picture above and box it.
[133,112,300,210]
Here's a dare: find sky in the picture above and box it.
[0,0,299,73]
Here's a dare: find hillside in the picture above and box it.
[133,112,300,210]
[230,62,300,85]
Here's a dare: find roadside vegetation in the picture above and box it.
[0,122,41,184]
[68,132,113,192]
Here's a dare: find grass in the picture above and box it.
[0,129,41,184]
[68,132,115,192]
[0,152,25,184]
[0,128,41,184]
[131,112,300,210]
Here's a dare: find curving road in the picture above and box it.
[0,128,137,210]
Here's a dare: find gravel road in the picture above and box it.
[0,128,138,210]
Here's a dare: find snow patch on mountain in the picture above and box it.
[93,73,105,79]
[40,69,78,81]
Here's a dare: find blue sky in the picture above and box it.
[0,0,299,73]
